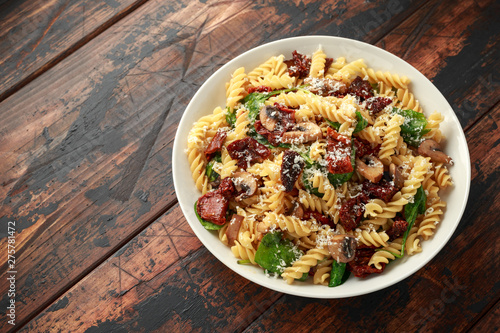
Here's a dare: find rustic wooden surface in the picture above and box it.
[0,0,498,331]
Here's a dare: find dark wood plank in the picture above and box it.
[469,300,500,333]
[0,0,497,330]
[21,107,500,332]
[0,0,148,101]
[19,204,283,332]
[376,0,500,129]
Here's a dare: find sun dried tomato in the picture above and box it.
[339,194,369,231]
[285,50,311,79]
[354,138,380,158]
[325,57,334,72]
[247,85,273,94]
[196,191,229,225]
[362,179,398,202]
[347,76,373,100]
[205,130,227,160]
[326,127,353,174]
[217,177,236,198]
[347,247,385,278]
[226,137,271,169]
[280,150,305,192]
[302,210,335,228]
[387,216,409,241]
[366,97,393,115]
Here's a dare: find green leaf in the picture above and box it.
[225,107,237,128]
[302,162,325,198]
[329,261,349,287]
[353,111,368,134]
[327,143,356,187]
[255,231,303,274]
[391,107,431,147]
[370,83,380,94]
[379,186,427,258]
[237,259,252,265]
[194,201,225,230]
[205,152,221,182]
[326,119,341,131]
[296,272,309,282]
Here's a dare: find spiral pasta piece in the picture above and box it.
[354,230,390,248]
[369,239,403,269]
[248,55,287,85]
[282,248,330,284]
[432,163,453,188]
[263,212,318,238]
[313,259,333,286]
[309,48,327,78]
[361,68,410,89]
[226,67,248,110]
[379,114,404,165]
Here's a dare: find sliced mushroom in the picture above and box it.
[281,122,323,144]
[328,234,357,263]
[259,105,279,131]
[232,172,258,201]
[226,214,244,246]
[356,155,384,183]
[418,140,453,164]
[287,201,304,219]
[389,163,404,190]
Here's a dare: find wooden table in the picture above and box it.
[0,0,498,332]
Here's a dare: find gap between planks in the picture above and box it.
[15,198,179,331]
[0,0,151,104]
[464,296,500,332]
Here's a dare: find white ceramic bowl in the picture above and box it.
[172,36,470,298]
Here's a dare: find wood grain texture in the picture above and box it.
[0,1,433,329]
[0,0,151,101]
[376,0,500,129]
[0,0,498,331]
[20,204,283,332]
[469,300,500,333]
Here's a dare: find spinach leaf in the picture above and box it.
[205,160,219,183]
[378,185,427,258]
[326,112,366,134]
[329,261,349,287]
[370,83,380,94]
[225,107,237,128]
[296,272,309,282]
[302,162,325,198]
[327,143,356,187]
[194,201,225,231]
[353,111,368,134]
[399,186,427,255]
[255,231,303,274]
[391,107,431,147]
[326,119,341,131]
[205,152,222,183]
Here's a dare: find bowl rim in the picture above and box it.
[172,35,471,298]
